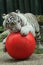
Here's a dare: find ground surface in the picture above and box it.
[0,42,43,65]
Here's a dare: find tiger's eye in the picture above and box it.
[8,20,9,22]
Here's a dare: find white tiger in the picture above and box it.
[2,11,41,52]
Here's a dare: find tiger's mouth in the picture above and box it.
[6,24,12,29]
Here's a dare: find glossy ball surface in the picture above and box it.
[6,32,36,60]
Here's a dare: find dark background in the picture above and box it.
[0,0,43,26]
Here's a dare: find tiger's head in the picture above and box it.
[2,12,22,32]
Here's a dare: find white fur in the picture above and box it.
[17,13,28,25]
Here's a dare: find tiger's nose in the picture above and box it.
[12,21,16,25]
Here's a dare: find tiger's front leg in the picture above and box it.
[2,37,7,52]
[20,25,36,37]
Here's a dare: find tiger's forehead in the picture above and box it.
[4,12,21,22]
[7,13,18,20]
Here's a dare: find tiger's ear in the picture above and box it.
[2,14,6,19]
[16,10,20,13]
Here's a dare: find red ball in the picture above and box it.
[6,32,36,60]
